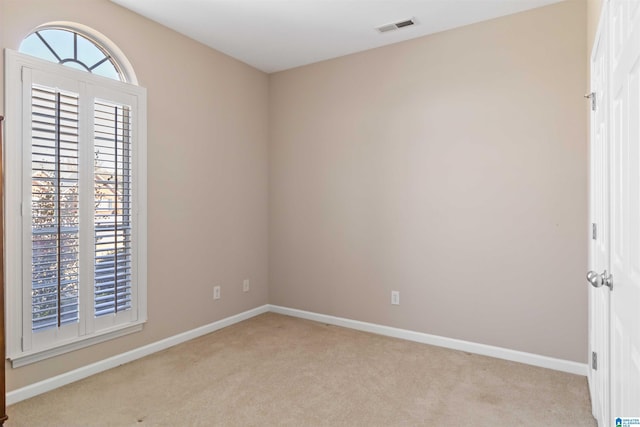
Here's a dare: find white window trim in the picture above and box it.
[10,324,144,368]
[4,49,148,367]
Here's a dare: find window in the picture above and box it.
[21,28,122,80]
[5,25,147,367]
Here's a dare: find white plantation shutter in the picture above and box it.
[94,101,133,317]
[30,85,80,331]
[5,51,147,365]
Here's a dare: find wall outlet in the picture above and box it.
[391,290,400,305]
[243,279,250,293]
[213,285,221,300]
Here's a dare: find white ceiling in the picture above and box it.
[110,0,564,73]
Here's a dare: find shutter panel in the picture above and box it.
[30,84,80,331]
[94,100,133,317]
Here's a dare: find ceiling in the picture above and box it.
[110,0,564,73]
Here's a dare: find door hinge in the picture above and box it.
[592,351,598,370]
[592,223,597,240]
[585,92,597,111]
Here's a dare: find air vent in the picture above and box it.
[376,18,416,33]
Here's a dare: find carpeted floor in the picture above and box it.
[7,312,596,426]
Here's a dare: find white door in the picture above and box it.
[609,0,640,421]
[589,6,611,424]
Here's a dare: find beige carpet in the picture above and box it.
[7,313,596,426]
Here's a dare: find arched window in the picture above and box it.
[20,28,123,80]
[18,23,138,84]
[5,23,147,366]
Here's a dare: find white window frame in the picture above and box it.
[4,49,148,367]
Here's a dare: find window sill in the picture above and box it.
[9,322,144,368]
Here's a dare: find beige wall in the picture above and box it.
[1,0,269,391]
[269,1,588,362]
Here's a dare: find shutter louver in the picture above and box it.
[94,100,133,317]
[30,84,80,331]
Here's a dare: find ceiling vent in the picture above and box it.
[376,18,416,34]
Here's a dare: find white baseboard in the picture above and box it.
[7,303,588,405]
[6,304,270,405]
[268,305,589,377]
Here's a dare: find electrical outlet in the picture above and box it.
[243,279,250,293]
[391,291,400,305]
[213,285,221,300]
